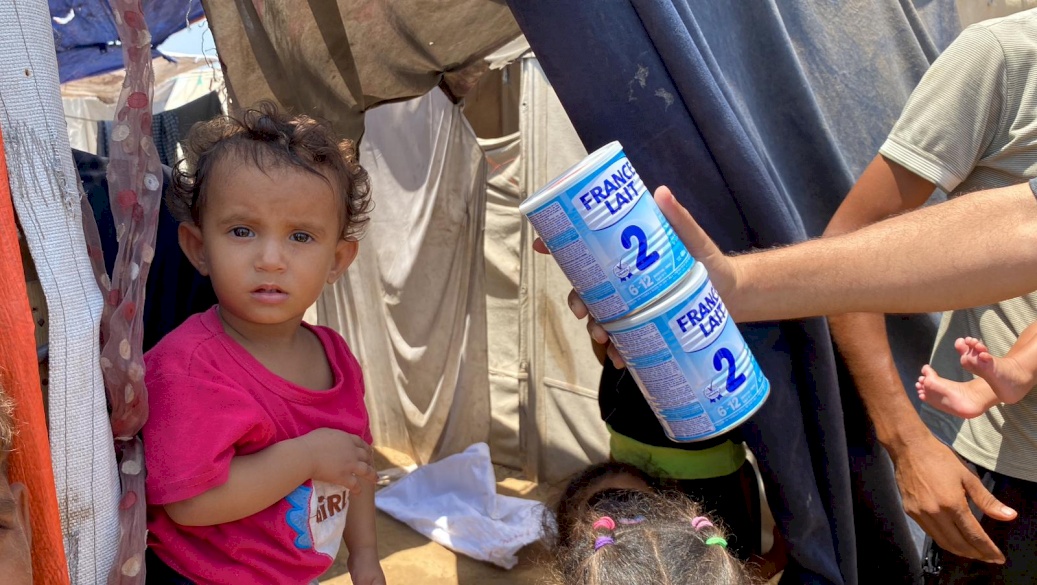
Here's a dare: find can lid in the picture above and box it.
[601,263,709,331]
[519,141,623,216]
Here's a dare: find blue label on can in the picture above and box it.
[526,149,694,322]
[606,274,770,442]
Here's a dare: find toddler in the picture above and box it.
[142,102,384,584]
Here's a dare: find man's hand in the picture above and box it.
[891,433,1016,563]
[347,546,386,585]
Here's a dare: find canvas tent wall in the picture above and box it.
[313,41,610,483]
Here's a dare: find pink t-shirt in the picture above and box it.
[143,307,372,584]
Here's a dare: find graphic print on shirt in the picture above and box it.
[284,480,351,559]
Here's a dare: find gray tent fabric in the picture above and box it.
[505,1,962,583]
[315,88,491,464]
[201,0,521,140]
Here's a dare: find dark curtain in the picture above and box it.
[506,1,959,583]
[76,149,216,351]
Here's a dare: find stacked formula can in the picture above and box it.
[520,141,769,442]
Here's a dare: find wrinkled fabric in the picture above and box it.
[315,88,490,464]
[375,443,545,569]
[77,150,217,353]
[506,1,961,583]
[201,0,520,140]
[79,1,165,582]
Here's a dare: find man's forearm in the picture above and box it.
[827,313,930,451]
[731,182,1037,322]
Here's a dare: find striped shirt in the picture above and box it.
[879,9,1037,482]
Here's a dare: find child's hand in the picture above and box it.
[347,547,386,585]
[299,428,377,493]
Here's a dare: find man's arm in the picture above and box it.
[823,155,935,455]
[549,181,1037,365]
[657,181,1037,320]
[824,156,1013,564]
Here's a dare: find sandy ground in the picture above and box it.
[319,447,553,585]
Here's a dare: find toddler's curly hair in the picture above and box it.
[169,101,371,240]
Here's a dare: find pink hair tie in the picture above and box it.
[592,516,617,531]
[691,516,713,531]
[594,536,615,551]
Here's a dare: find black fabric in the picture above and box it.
[505,1,958,583]
[599,360,740,449]
[152,111,181,167]
[145,548,194,585]
[97,92,222,160]
[75,149,216,351]
[926,466,1037,584]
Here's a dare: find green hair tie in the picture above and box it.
[705,536,728,548]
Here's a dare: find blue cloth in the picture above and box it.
[50,0,204,83]
[505,1,961,583]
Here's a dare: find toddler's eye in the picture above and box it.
[231,227,253,238]
[291,232,313,243]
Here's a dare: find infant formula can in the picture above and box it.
[519,141,694,323]
[601,263,770,442]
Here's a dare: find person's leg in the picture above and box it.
[931,466,1037,585]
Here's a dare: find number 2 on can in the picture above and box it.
[713,347,746,393]
[621,225,660,271]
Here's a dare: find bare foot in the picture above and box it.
[916,364,997,419]
[957,336,1035,405]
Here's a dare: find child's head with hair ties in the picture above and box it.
[547,462,757,585]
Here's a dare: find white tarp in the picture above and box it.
[481,132,525,469]
[374,442,545,569]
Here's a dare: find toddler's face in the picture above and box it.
[184,161,357,330]
[0,472,32,585]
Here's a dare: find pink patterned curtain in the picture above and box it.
[81,1,162,582]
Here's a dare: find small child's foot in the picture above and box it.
[956,337,1035,405]
[916,364,997,419]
